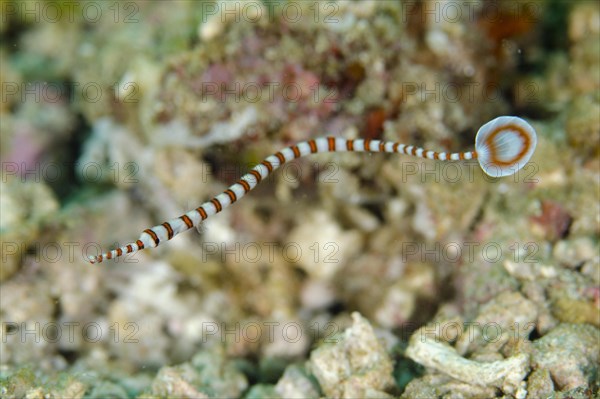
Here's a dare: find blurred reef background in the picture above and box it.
[0,1,599,398]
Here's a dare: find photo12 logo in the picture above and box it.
[400,1,540,24]
[200,1,340,25]
[398,81,540,106]
[2,321,139,344]
[1,1,140,24]
[201,241,340,264]
[1,161,139,185]
[1,81,140,105]
[400,240,540,264]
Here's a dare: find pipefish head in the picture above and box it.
[475,116,537,178]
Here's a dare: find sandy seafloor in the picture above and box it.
[0,1,599,398]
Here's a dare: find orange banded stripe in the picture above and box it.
[262,160,273,172]
[328,137,335,151]
[238,179,251,193]
[127,244,133,253]
[347,140,354,151]
[364,139,371,151]
[211,198,223,212]
[162,222,174,240]
[136,239,144,249]
[379,142,385,152]
[250,169,262,182]
[116,248,123,257]
[197,207,208,220]
[275,152,285,164]
[225,189,237,203]
[180,215,193,228]
[308,139,317,153]
[144,229,160,245]
[291,145,301,158]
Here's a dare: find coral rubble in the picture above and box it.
[1,1,598,398]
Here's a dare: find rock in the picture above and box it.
[191,348,248,397]
[532,323,600,391]
[87,382,128,399]
[401,375,498,399]
[149,347,248,398]
[286,210,362,281]
[526,368,554,399]
[244,384,279,399]
[552,296,600,327]
[456,291,538,356]
[274,364,320,399]
[150,363,207,398]
[406,326,530,395]
[308,312,395,398]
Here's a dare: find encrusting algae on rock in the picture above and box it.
[1,1,599,398]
